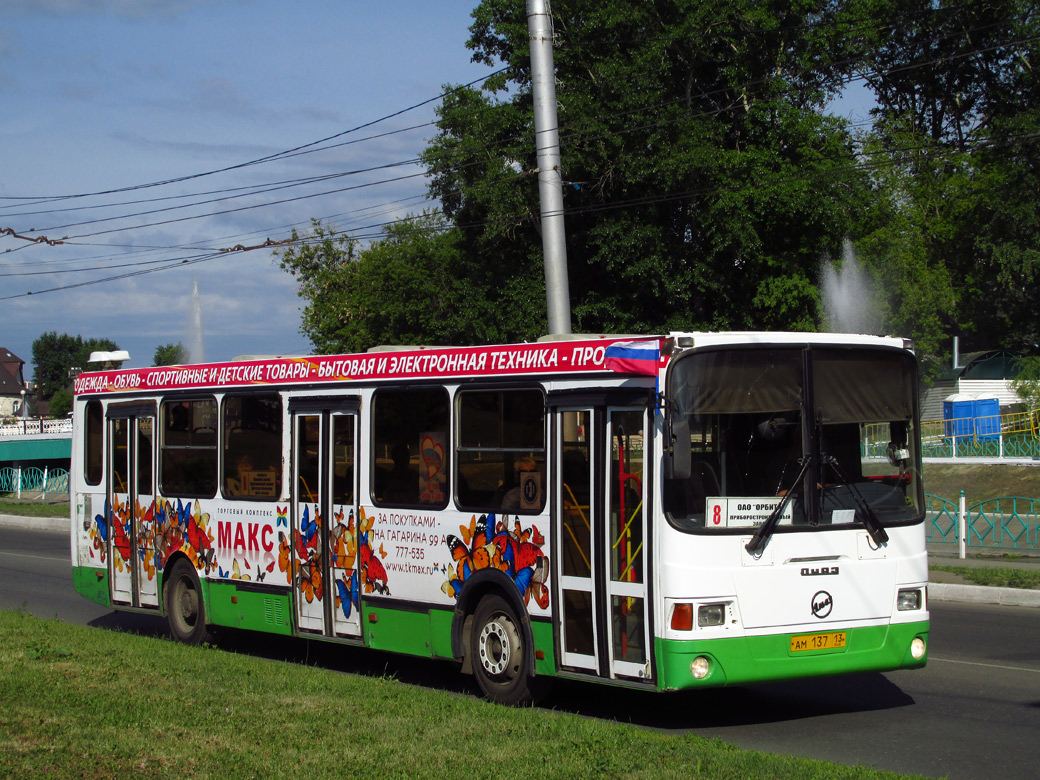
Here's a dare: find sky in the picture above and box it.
[0,0,491,378]
[1,1,876,382]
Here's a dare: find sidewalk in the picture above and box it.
[927,542,1040,608]
[5,514,1040,607]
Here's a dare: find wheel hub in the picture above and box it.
[177,581,198,624]
[478,618,514,676]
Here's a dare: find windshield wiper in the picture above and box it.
[745,456,812,556]
[822,455,889,547]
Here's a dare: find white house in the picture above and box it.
[919,350,1022,423]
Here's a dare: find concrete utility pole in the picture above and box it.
[527,0,572,335]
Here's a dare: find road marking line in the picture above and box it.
[930,656,1040,674]
[0,550,65,563]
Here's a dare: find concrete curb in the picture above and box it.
[0,514,67,533]
[929,582,1040,608]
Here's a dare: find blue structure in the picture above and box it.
[943,394,1000,442]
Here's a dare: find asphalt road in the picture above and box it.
[3,524,1040,780]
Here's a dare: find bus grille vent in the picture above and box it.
[264,598,283,625]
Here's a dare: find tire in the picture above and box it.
[469,594,532,705]
[164,558,210,645]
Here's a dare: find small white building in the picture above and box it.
[920,350,1022,423]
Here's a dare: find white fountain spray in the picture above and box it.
[188,277,205,363]
[821,240,881,334]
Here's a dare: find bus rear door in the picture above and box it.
[106,402,158,609]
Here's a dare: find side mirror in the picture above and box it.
[667,417,691,480]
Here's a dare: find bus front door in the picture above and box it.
[605,407,650,680]
[291,402,361,639]
[107,405,158,609]
[555,405,651,681]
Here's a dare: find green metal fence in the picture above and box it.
[0,466,69,498]
[927,493,1040,551]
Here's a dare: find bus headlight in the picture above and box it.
[897,588,922,611]
[697,603,726,627]
[910,637,926,660]
[691,656,711,679]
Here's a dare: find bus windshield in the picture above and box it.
[664,345,922,533]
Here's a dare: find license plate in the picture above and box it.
[790,631,847,652]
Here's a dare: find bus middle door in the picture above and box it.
[290,397,361,639]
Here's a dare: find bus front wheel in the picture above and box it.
[470,594,532,705]
[164,558,210,645]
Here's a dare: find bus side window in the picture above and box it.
[84,399,104,486]
[160,398,218,498]
[221,393,282,500]
[372,387,450,509]
[455,388,545,514]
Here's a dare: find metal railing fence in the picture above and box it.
[0,466,70,500]
[864,410,1040,460]
[927,493,1040,551]
[0,417,72,436]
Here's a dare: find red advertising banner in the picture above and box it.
[73,337,664,396]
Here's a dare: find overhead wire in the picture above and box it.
[1,12,1034,299]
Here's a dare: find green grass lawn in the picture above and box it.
[923,463,1040,503]
[0,610,928,780]
[0,498,69,518]
[930,565,1040,589]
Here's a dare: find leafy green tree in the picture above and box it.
[49,388,73,419]
[276,219,359,354]
[422,0,874,336]
[153,342,189,366]
[32,332,118,402]
[850,0,1040,362]
[1010,357,1040,413]
[277,213,534,353]
[32,332,81,401]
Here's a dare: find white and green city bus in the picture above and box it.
[70,332,928,704]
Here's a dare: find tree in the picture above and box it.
[274,0,1038,362]
[32,332,81,402]
[1010,356,1040,413]
[276,219,359,354]
[49,388,73,419]
[153,342,189,366]
[32,332,118,402]
[849,0,1040,362]
[422,0,874,336]
[276,212,535,353]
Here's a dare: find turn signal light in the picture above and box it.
[671,603,693,631]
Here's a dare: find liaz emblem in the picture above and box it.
[811,590,833,619]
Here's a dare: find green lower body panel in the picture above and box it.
[656,620,929,691]
[72,566,110,607]
[531,620,556,676]
[358,605,556,674]
[365,604,436,657]
[206,580,292,636]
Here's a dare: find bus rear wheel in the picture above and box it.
[164,558,210,645]
[470,594,532,705]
